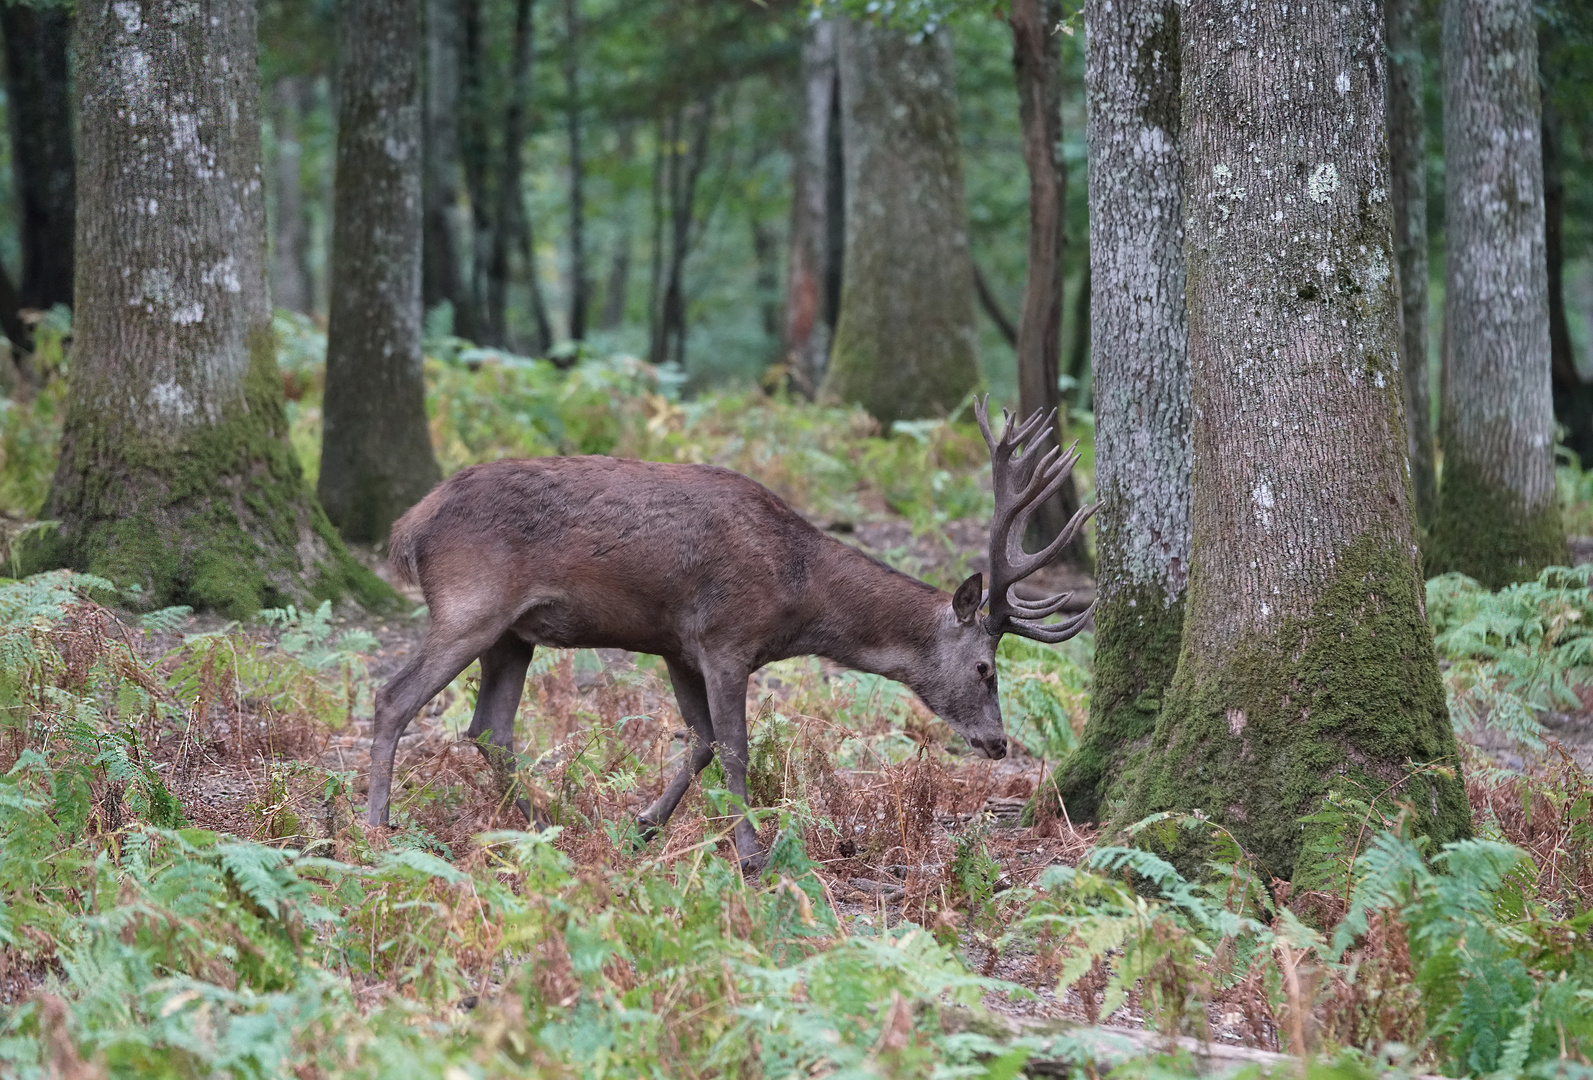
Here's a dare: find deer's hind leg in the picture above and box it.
[638,658,717,839]
[466,633,537,824]
[368,610,514,828]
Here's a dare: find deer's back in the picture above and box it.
[391,456,826,657]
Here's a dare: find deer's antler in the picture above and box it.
[975,395,1096,643]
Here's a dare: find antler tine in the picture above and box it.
[1004,501,1100,582]
[1004,600,1096,644]
[1005,591,1075,619]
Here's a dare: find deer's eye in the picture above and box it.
[975,661,991,679]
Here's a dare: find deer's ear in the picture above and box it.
[952,573,983,624]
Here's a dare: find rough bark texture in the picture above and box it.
[1011,0,1089,568]
[34,0,389,617]
[1051,0,1189,825]
[1427,0,1566,587]
[1,0,75,315]
[1385,0,1436,529]
[423,0,471,339]
[783,19,839,399]
[822,20,980,425]
[270,77,314,316]
[320,0,442,544]
[1113,0,1470,884]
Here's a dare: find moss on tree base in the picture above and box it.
[25,332,397,618]
[1037,585,1183,825]
[1108,535,1471,887]
[1425,452,1567,589]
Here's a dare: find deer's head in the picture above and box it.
[914,398,1096,760]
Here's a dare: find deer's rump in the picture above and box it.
[387,455,823,655]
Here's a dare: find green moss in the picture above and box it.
[1037,584,1183,825]
[1109,533,1471,887]
[24,326,399,618]
[1426,451,1567,589]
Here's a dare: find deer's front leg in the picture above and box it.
[703,667,762,873]
[639,659,717,837]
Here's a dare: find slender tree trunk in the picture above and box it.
[1049,0,1188,825]
[752,217,781,343]
[1010,0,1089,568]
[36,0,388,617]
[647,111,671,364]
[270,77,314,316]
[1114,0,1470,883]
[973,262,1018,348]
[650,101,712,369]
[1428,0,1566,586]
[598,123,635,331]
[1385,0,1436,529]
[499,0,553,353]
[0,0,75,317]
[1543,90,1593,467]
[423,0,472,339]
[783,19,838,398]
[1064,265,1090,402]
[822,20,980,425]
[320,0,442,543]
[563,0,588,341]
[459,0,493,344]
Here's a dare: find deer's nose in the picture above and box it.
[971,734,1007,760]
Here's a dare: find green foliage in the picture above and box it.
[997,631,1090,761]
[1428,565,1593,745]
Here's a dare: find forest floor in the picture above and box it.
[86,520,1592,1052]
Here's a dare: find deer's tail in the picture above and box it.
[388,487,446,588]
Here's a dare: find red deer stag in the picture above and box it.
[368,398,1094,868]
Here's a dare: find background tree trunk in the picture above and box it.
[1010,0,1090,570]
[598,124,635,331]
[1050,0,1189,825]
[270,77,314,316]
[822,20,980,425]
[423,0,472,339]
[36,0,387,617]
[1113,0,1469,884]
[1427,0,1566,586]
[649,101,712,369]
[563,0,588,342]
[1,0,75,319]
[320,0,442,543]
[783,19,839,399]
[1385,0,1436,529]
[1542,84,1593,467]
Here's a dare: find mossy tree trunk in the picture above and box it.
[1049,0,1189,824]
[0,0,75,318]
[38,0,391,618]
[1010,0,1090,570]
[1113,0,1471,886]
[783,19,840,399]
[1427,0,1566,587]
[822,19,980,426]
[1385,0,1436,531]
[320,0,442,544]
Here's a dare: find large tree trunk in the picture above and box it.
[1427,0,1566,586]
[1049,0,1188,825]
[1385,0,1436,529]
[821,20,980,425]
[562,0,588,342]
[320,0,442,543]
[270,77,314,316]
[422,0,472,339]
[1010,0,1090,569]
[37,0,388,617]
[783,19,839,399]
[1,0,75,317]
[1113,0,1470,884]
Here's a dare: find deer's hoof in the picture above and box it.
[737,850,769,876]
[635,817,661,846]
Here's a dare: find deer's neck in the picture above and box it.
[797,539,946,683]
